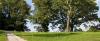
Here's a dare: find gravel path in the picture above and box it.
[6,31,27,41]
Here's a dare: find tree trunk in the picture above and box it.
[65,16,71,32]
[67,16,70,32]
[65,0,72,32]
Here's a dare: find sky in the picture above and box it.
[25,0,32,7]
[97,0,100,17]
[25,0,34,10]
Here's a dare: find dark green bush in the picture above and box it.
[77,28,83,32]
[0,30,5,35]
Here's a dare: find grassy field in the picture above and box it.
[15,32,100,41]
[0,30,7,41]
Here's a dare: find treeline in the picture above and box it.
[0,0,99,32]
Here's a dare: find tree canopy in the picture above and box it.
[32,0,99,32]
[0,0,30,31]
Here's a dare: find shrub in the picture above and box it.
[77,28,83,32]
[88,26,97,32]
[0,30,5,34]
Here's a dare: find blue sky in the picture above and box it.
[25,0,34,10]
[26,0,100,17]
[25,0,32,7]
[97,0,100,17]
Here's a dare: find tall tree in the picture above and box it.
[64,0,98,32]
[0,0,30,31]
[32,0,98,32]
[52,0,98,32]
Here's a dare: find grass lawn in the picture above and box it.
[15,32,100,41]
[0,30,7,41]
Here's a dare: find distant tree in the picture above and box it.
[31,0,53,32]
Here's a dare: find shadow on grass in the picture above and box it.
[16,33,80,37]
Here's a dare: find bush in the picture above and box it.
[0,30,5,34]
[88,26,97,32]
[77,28,83,32]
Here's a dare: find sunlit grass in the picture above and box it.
[15,32,100,41]
[0,30,7,41]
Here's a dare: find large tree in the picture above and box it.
[32,0,98,32]
[64,0,98,32]
[59,0,98,32]
[51,0,98,32]
[0,0,30,31]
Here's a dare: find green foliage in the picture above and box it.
[97,18,100,22]
[88,26,97,32]
[77,28,83,32]
[0,0,30,31]
[32,0,52,23]
[0,30,5,34]
[32,0,98,32]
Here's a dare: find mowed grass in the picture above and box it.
[15,32,100,41]
[0,30,7,41]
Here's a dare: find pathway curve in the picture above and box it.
[5,31,27,41]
